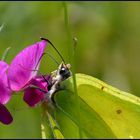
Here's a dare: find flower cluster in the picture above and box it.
[0,39,49,125]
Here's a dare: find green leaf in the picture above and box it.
[41,104,64,139]
[42,73,140,138]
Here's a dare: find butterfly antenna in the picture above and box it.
[40,37,65,63]
[46,51,59,66]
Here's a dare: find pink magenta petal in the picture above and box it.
[0,104,13,125]
[24,88,45,107]
[23,76,49,107]
[0,61,11,104]
[8,40,47,91]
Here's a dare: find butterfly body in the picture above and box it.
[45,62,72,104]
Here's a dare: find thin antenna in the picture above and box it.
[46,51,59,66]
[40,37,65,63]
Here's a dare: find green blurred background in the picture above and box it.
[0,1,140,138]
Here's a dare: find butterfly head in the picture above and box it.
[57,62,71,81]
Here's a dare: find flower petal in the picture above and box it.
[23,76,49,107]
[0,104,13,125]
[23,88,45,107]
[8,40,47,91]
[0,61,11,104]
[0,61,9,73]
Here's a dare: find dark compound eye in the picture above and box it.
[59,68,66,74]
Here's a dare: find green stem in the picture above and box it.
[63,2,82,138]
[1,47,11,61]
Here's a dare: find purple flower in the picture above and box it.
[0,38,71,125]
[23,75,51,107]
[7,40,49,107]
[0,104,13,125]
[0,61,13,125]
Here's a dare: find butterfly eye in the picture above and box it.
[59,67,66,74]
